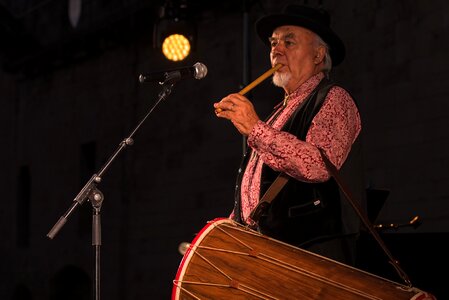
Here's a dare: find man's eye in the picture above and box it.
[285,40,294,46]
[270,40,278,47]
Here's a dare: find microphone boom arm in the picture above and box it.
[47,81,176,239]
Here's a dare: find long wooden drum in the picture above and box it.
[172,218,436,300]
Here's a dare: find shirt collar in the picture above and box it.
[273,72,326,110]
[286,72,325,100]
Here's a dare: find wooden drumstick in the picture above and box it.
[215,63,282,113]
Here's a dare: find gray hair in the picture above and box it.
[315,35,332,76]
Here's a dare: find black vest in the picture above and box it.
[232,78,363,247]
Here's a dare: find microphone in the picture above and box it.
[139,62,208,84]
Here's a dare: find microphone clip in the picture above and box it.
[159,71,183,85]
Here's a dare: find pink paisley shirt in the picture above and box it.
[236,72,361,224]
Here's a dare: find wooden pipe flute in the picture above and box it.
[215,63,282,113]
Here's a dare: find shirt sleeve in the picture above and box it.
[247,86,361,183]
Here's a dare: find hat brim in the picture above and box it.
[256,14,346,66]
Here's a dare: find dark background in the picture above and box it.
[1,0,448,299]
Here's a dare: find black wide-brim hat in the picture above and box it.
[256,5,346,66]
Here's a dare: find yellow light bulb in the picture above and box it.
[162,34,191,61]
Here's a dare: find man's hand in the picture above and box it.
[214,93,260,136]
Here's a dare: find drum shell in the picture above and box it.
[172,218,435,300]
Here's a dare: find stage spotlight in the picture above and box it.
[161,34,190,61]
[154,1,196,62]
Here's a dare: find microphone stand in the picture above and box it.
[91,187,103,300]
[46,77,178,300]
[374,215,421,231]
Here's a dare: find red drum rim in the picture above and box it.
[171,217,229,300]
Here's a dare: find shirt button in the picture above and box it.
[238,168,242,173]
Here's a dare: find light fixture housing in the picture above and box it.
[153,2,196,62]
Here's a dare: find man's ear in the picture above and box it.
[314,46,326,64]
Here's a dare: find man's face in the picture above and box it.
[269,25,319,92]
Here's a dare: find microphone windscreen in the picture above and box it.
[193,62,208,79]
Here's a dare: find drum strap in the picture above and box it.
[318,149,413,287]
[249,149,414,288]
[249,172,289,223]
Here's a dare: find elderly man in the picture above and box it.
[214,4,362,265]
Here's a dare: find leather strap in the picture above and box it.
[318,148,412,287]
[250,173,289,222]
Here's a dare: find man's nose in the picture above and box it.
[271,49,283,59]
